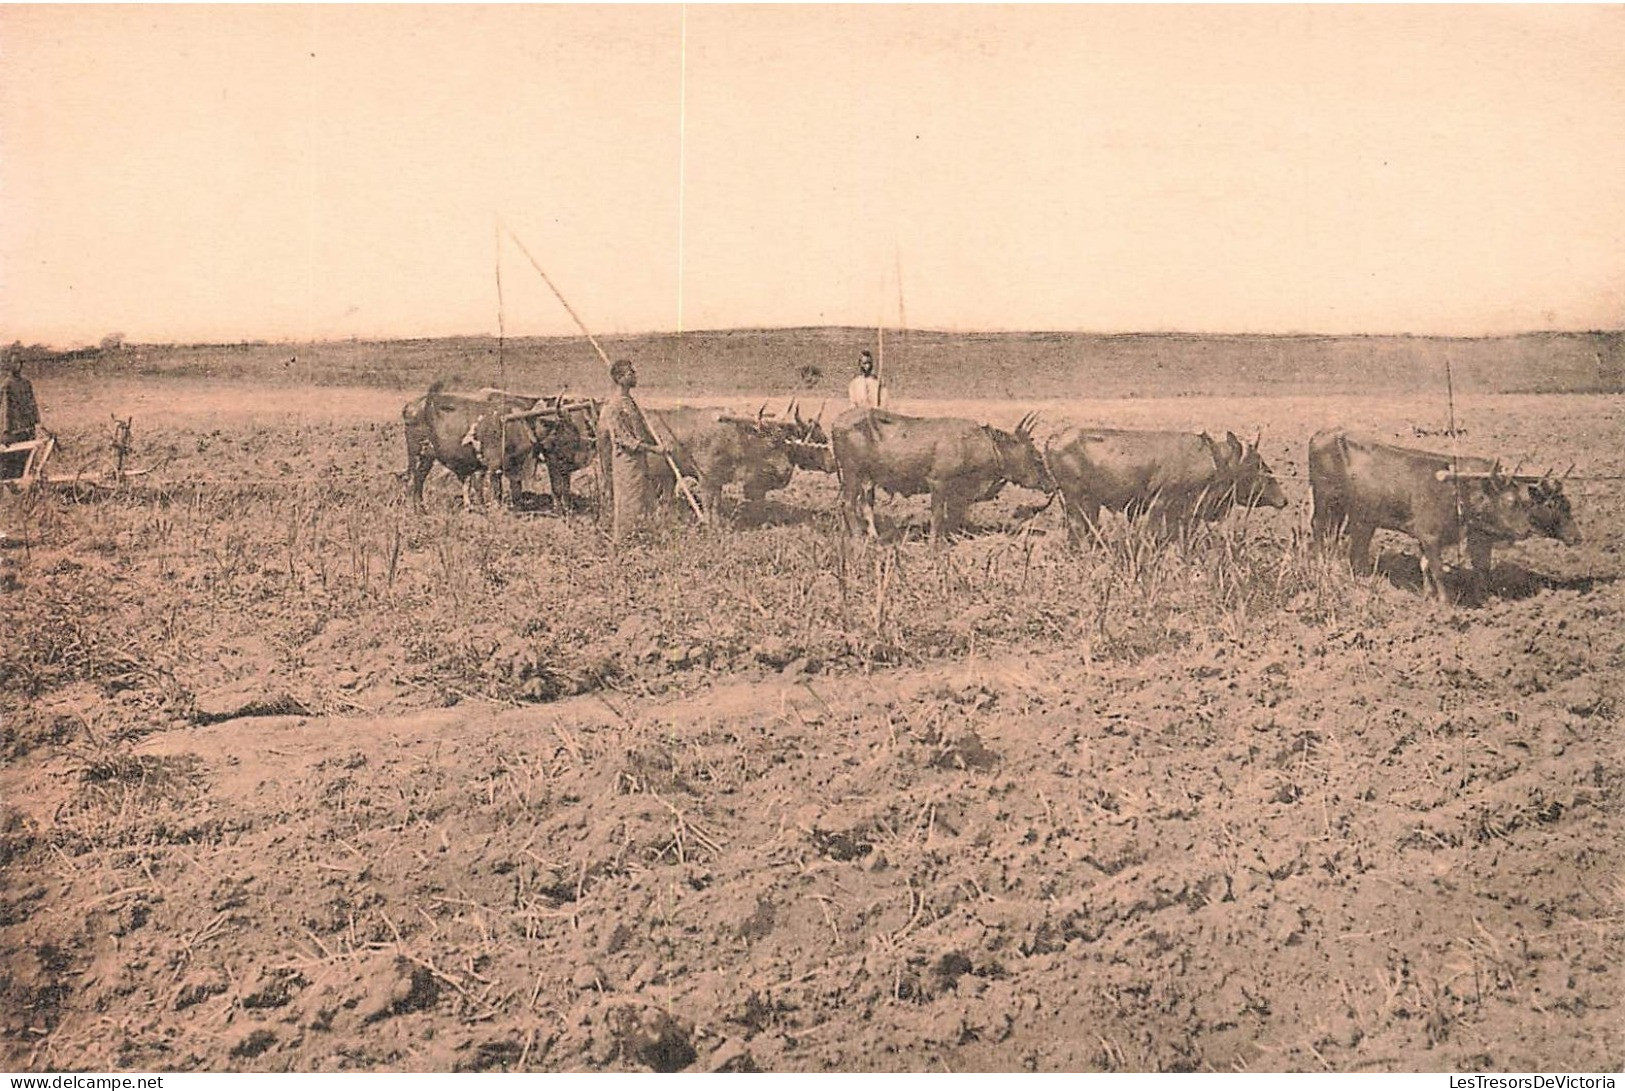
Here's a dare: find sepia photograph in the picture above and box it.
[1,3,1621,1075]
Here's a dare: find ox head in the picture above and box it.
[1213,430,1287,510]
[740,436,796,501]
[789,401,837,473]
[1450,464,1578,546]
[1525,473,1581,546]
[714,412,796,501]
[1459,463,1539,542]
[742,456,794,502]
[756,400,837,473]
[533,398,600,470]
[988,412,1049,492]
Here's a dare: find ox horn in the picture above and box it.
[1016,411,1039,437]
[1563,462,1576,480]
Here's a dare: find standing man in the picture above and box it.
[1,358,40,479]
[599,359,663,540]
[848,349,884,409]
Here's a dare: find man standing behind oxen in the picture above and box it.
[599,359,666,540]
[848,350,884,409]
[1,359,41,479]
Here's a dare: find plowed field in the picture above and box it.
[3,377,1620,1071]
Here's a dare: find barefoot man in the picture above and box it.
[599,359,664,540]
[1,358,41,479]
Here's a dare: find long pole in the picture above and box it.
[891,245,907,408]
[494,217,506,382]
[503,226,614,368]
[875,320,884,403]
[1445,355,1464,544]
[494,219,511,502]
[502,223,703,521]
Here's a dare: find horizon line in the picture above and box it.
[10,325,1621,353]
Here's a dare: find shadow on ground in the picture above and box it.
[1374,552,1611,606]
[512,492,596,516]
[730,497,823,530]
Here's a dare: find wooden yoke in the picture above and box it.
[503,397,598,424]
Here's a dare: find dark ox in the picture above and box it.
[403,385,597,509]
[1308,429,1580,603]
[1043,428,1287,545]
[831,408,1047,541]
[635,407,801,524]
[758,403,837,475]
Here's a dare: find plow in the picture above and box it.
[1,416,168,493]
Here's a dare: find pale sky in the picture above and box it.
[2,4,1623,346]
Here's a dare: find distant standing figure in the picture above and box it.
[1,359,40,479]
[599,359,664,539]
[848,350,884,409]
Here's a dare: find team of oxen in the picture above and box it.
[401,384,1580,603]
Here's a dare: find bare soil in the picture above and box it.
[2,375,1620,1072]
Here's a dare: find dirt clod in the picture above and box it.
[611,1006,697,1072]
[231,1029,277,1060]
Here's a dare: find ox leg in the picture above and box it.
[1466,532,1495,601]
[1145,507,1179,547]
[1310,497,1343,546]
[545,460,573,513]
[407,453,432,509]
[1346,523,1376,576]
[505,465,527,509]
[839,476,870,538]
[1419,542,1451,604]
[662,476,698,524]
[838,482,860,536]
[703,482,725,527]
[930,493,965,544]
[404,429,434,508]
[1063,494,1103,548]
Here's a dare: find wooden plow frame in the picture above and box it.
[3,419,170,494]
[0,434,56,490]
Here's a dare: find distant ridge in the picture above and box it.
[26,328,1623,399]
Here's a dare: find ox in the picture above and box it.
[403,384,596,510]
[526,397,599,509]
[831,408,1047,541]
[1043,428,1287,545]
[753,402,837,475]
[1308,429,1580,603]
[635,407,801,524]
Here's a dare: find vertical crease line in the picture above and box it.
[495,218,506,383]
[304,8,318,349]
[677,5,688,370]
